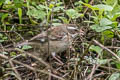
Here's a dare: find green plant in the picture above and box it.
[76,1,120,44]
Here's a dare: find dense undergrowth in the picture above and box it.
[0,0,120,80]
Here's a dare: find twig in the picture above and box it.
[3,54,23,64]
[70,0,75,8]
[0,54,65,80]
[0,29,39,33]
[0,48,50,68]
[83,0,94,14]
[80,41,93,61]
[86,65,97,80]
[93,72,107,78]
[86,54,100,80]
[100,66,120,72]
[15,48,50,68]
[93,40,120,62]
[9,17,29,20]
[106,46,120,49]
[0,10,8,13]
[5,24,47,28]
[9,60,22,80]
[14,31,24,41]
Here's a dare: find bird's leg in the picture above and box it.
[51,52,64,65]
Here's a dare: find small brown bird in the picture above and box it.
[17,24,81,64]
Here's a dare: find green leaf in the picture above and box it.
[0,0,5,6]
[106,0,117,5]
[79,1,98,10]
[93,4,113,11]
[115,61,120,69]
[37,4,51,10]
[27,6,46,20]
[22,45,32,50]
[109,73,120,80]
[100,18,113,26]
[85,0,89,3]
[0,33,3,37]
[18,8,22,24]
[3,37,7,40]
[97,59,109,65]
[111,13,120,21]
[53,6,64,12]
[59,17,69,24]
[116,50,120,69]
[1,13,8,22]
[89,45,103,54]
[10,52,16,57]
[90,24,99,31]
[52,19,60,22]
[117,50,120,57]
[102,30,114,39]
[14,0,24,8]
[0,40,4,43]
[49,3,54,8]
[56,2,63,6]
[90,24,112,32]
[66,9,84,19]
[0,52,8,54]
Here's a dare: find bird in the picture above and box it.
[16,24,82,64]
